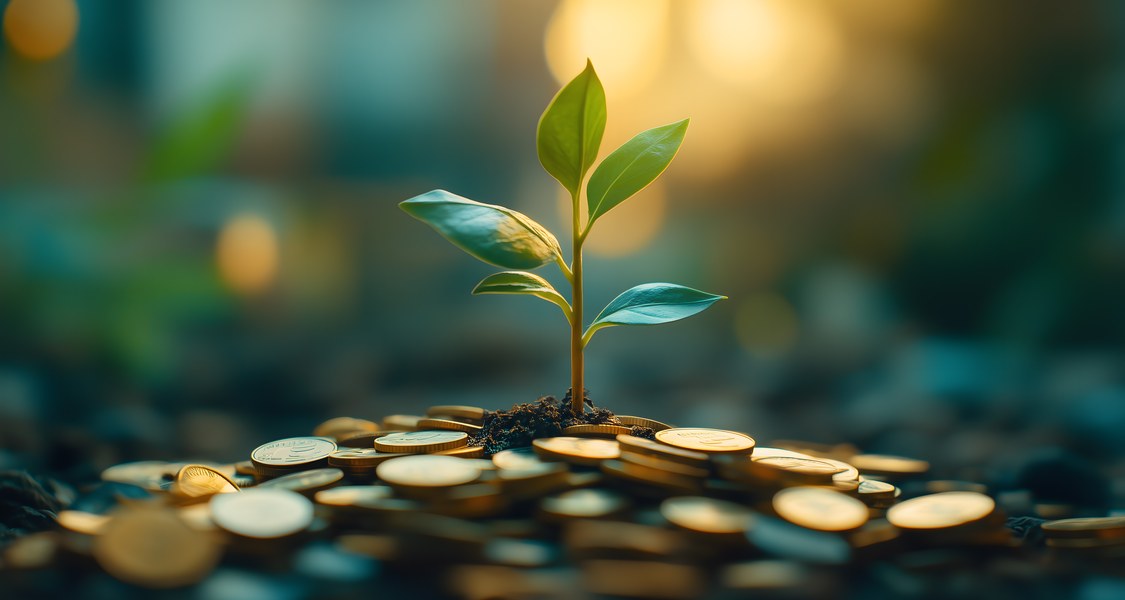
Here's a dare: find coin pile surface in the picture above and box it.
[4,408,1121,598]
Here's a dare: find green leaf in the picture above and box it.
[586,119,689,227]
[400,190,563,270]
[141,72,253,183]
[472,271,572,321]
[583,282,725,346]
[537,60,607,197]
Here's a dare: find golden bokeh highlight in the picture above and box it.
[736,292,799,358]
[557,181,667,258]
[216,214,280,296]
[687,0,846,107]
[3,0,79,61]
[545,0,671,99]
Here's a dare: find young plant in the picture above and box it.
[400,61,725,417]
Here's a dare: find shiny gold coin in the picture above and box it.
[661,496,755,534]
[753,456,844,484]
[417,418,483,433]
[257,468,344,494]
[56,510,111,536]
[314,485,395,508]
[381,414,423,431]
[857,480,898,501]
[313,417,379,440]
[436,445,486,458]
[251,437,337,469]
[376,455,483,488]
[533,437,620,466]
[849,454,930,478]
[541,489,628,520]
[173,464,240,499]
[615,415,674,432]
[492,447,550,471]
[426,405,486,421]
[655,428,756,454]
[600,459,702,495]
[562,423,634,438]
[1042,516,1125,540]
[772,487,869,532]
[619,450,710,479]
[616,434,710,466]
[329,448,408,468]
[886,492,996,530]
[336,431,381,448]
[210,488,315,539]
[374,430,468,454]
[94,507,221,588]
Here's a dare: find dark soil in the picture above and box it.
[471,389,655,456]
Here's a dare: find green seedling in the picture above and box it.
[401,61,725,417]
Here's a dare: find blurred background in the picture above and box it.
[1,0,1123,489]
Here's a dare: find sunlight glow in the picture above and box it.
[217,214,279,296]
[2,0,78,61]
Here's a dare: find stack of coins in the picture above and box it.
[17,404,1120,599]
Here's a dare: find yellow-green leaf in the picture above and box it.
[472,271,572,321]
[586,119,688,227]
[537,60,606,197]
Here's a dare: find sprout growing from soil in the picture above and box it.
[401,61,725,417]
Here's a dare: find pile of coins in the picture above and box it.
[3,405,1122,598]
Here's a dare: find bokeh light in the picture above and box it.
[2,0,78,61]
[558,181,667,258]
[216,213,280,296]
[545,0,671,99]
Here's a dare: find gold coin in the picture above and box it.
[849,454,930,478]
[374,430,469,454]
[857,480,898,501]
[619,451,710,479]
[1042,516,1125,540]
[314,485,395,508]
[436,445,486,458]
[376,455,483,488]
[257,468,344,494]
[210,488,315,539]
[251,437,337,469]
[886,492,996,530]
[661,496,754,534]
[329,448,408,468]
[600,459,702,495]
[381,414,423,431]
[426,405,486,421]
[772,487,869,532]
[56,510,111,536]
[752,456,844,485]
[336,431,381,448]
[100,461,177,491]
[94,507,221,588]
[492,447,550,471]
[416,418,483,433]
[313,417,379,440]
[173,464,240,499]
[541,489,628,520]
[562,424,634,438]
[655,428,756,454]
[615,415,674,432]
[616,434,710,466]
[533,437,620,466]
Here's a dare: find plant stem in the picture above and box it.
[570,190,584,417]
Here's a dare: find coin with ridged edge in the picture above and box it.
[416,418,483,433]
[173,464,240,499]
[375,430,468,454]
[257,468,344,494]
[533,437,620,466]
[251,437,336,470]
[655,428,756,454]
[563,423,634,438]
[615,415,674,432]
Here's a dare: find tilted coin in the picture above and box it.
[329,448,408,468]
[417,418,483,434]
[94,507,221,588]
[436,445,486,458]
[857,480,899,501]
[313,417,379,440]
[655,428,756,454]
[251,437,337,470]
[849,454,930,478]
[496,462,571,499]
[615,415,674,432]
[381,414,423,431]
[173,464,240,499]
[314,485,394,508]
[661,496,755,535]
[376,455,483,488]
[426,405,486,422]
[100,461,177,491]
[210,488,314,539]
[257,468,344,494]
[886,492,996,530]
[541,489,629,520]
[57,510,111,536]
[601,460,702,495]
[492,447,550,471]
[619,451,710,479]
[374,430,468,454]
[772,487,869,532]
[752,456,844,485]
[533,437,620,466]
[336,431,381,448]
[616,435,710,466]
[562,423,633,438]
[1041,516,1125,540]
